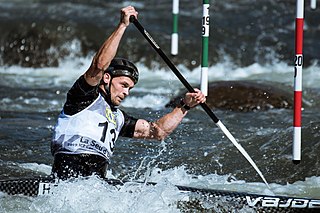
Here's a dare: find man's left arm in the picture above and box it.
[133,89,206,140]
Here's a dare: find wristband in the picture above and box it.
[180,99,191,110]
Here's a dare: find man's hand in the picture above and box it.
[183,88,206,109]
[120,6,138,27]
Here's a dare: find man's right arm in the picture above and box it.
[84,6,138,86]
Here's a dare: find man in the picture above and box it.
[51,6,206,180]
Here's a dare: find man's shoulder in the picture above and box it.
[63,75,99,115]
[69,75,97,94]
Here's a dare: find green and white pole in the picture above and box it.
[171,0,179,56]
[201,0,210,96]
[311,0,316,9]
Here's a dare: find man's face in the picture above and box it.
[108,75,135,106]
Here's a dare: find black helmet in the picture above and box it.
[106,58,139,84]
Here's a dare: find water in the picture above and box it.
[0,0,320,212]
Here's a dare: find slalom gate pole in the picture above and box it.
[171,0,179,55]
[201,0,210,96]
[293,0,304,164]
[311,0,317,9]
[129,16,270,188]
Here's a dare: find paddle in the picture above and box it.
[129,16,270,189]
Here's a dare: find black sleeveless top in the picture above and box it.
[62,75,137,138]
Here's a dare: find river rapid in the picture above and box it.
[0,0,320,212]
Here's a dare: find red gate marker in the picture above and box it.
[293,0,304,164]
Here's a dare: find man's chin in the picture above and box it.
[111,100,121,106]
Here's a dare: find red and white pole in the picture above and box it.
[293,0,304,164]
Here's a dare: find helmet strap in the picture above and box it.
[100,77,116,111]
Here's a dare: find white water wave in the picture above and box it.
[17,162,320,199]
[0,56,319,89]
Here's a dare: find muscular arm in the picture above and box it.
[134,107,188,140]
[133,89,206,141]
[84,6,138,86]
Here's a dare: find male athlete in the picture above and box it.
[51,6,206,179]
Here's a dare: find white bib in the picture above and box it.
[52,94,125,160]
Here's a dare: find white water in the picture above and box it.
[1,53,320,212]
[1,54,319,112]
[16,157,320,200]
[1,162,320,213]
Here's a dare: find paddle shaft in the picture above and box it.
[129,16,270,188]
[130,16,219,123]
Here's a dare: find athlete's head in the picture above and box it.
[102,58,139,106]
[106,58,139,85]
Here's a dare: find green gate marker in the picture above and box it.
[171,0,179,55]
[201,0,210,96]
